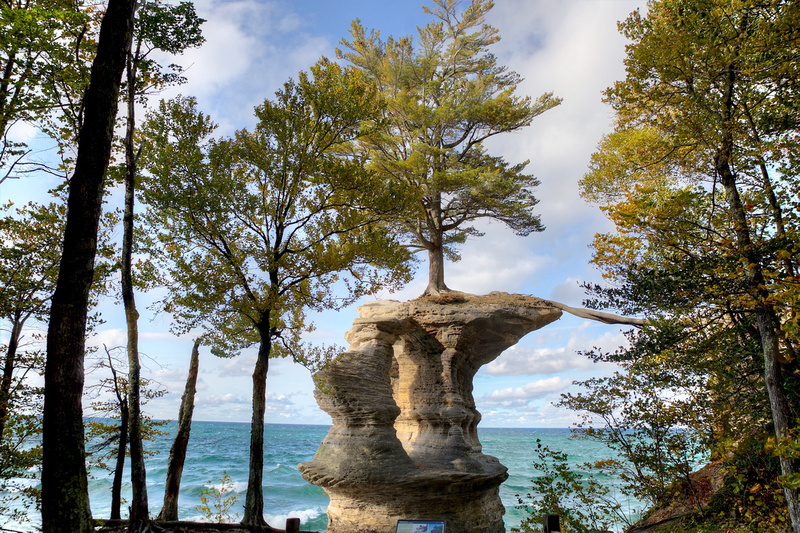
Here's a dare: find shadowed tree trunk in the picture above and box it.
[422,192,450,296]
[717,153,800,530]
[159,339,201,521]
[106,350,129,521]
[41,0,136,530]
[110,399,129,520]
[122,35,154,531]
[0,315,26,442]
[242,320,277,531]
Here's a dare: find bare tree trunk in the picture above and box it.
[158,339,201,521]
[101,347,130,521]
[122,51,152,529]
[0,316,24,441]
[110,397,128,520]
[41,0,136,530]
[242,323,276,531]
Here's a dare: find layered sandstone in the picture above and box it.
[299,293,562,533]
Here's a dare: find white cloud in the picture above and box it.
[88,328,127,351]
[212,353,257,378]
[6,121,38,143]
[548,277,588,307]
[484,345,589,377]
[447,222,552,295]
[207,392,249,405]
[484,324,629,377]
[153,0,332,135]
[481,376,571,408]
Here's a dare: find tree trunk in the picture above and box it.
[716,146,800,532]
[0,316,23,442]
[424,244,450,296]
[422,192,450,296]
[41,0,135,530]
[158,339,201,521]
[110,397,128,520]
[757,304,800,529]
[123,52,152,529]
[242,322,275,531]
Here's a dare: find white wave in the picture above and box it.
[205,480,248,493]
[265,508,321,525]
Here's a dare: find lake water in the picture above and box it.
[3,422,640,531]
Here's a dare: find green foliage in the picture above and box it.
[338,0,560,290]
[196,473,240,524]
[1,0,98,176]
[0,349,42,527]
[514,439,628,533]
[125,0,204,105]
[84,347,167,473]
[561,372,707,510]
[574,1,800,527]
[0,201,64,322]
[768,429,800,492]
[139,60,412,361]
[670,436,791,532]
[0,201,65,525]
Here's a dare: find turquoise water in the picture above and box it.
[4,422,639,531]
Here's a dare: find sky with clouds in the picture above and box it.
[5,0,647,428]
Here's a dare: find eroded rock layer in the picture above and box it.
[299,293,562,533]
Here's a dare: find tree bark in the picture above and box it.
[424,244,450,296]
[422,191,451,296]
[0,316,24,442]
[41,0,135,530]
[242,321,276,531]
[104,346,129,520]
[123,48,152,529]
[716,141,800,531]
[110,397,128,520]
[159,339,201,521]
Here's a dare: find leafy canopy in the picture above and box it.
[140,61,412,360]
[338,0,560,291]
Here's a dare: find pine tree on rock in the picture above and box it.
[338,0,561,295]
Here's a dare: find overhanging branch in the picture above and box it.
[544,299,646,326]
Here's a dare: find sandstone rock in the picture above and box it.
[299,293,562,533]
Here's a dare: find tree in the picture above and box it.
[158,338,201,521]
[559,326,712,511]
[0,200,114,526]
[514,439,628,533]
[41,0,136,529]
[84,346,167,521]
[140,62,411,529]
[0,202,61,524]
[0,0,96,181]
[338,0,561,295]
[0,202,62,439]
[117,3,203,528]
[580,0,800,528]
[0,348,41,527]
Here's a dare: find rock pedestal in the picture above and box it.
[299,293,561,533]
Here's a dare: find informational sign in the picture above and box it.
[395,519,446,533]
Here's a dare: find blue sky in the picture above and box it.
[4,0,647,428]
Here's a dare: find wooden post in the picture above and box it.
[285,517,301,533]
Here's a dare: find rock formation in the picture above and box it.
[299,293,563,533]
